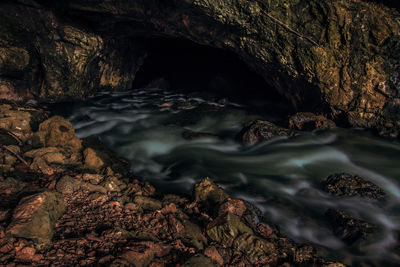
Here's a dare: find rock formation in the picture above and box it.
[0,0,399,128]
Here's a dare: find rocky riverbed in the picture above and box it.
[0,101,398,266]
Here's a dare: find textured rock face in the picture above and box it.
[1,0,400,127]
[0,1,146,102]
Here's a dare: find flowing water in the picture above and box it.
[57,88,400,266]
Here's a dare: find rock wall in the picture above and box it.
[1,0,400,127]
[0,1,146,102]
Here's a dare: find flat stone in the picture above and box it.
[6,191,65,244]
[56,176,107,194]
[207,213,253,246]
[133,196,162,211]
[238,120,294,145]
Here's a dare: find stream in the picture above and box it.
[55,88,400,266]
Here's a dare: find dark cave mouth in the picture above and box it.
[132,38,294,119]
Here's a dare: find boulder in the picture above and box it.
[323,173,386,200]
[238,120,294,145]
[33,116,82,153]
[83,148,105,170]
[288,112,336,131]
[194,178,229,207]
[6,191,65,244]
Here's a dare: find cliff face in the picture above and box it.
[1,0,400,127]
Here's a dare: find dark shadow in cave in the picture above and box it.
[132,38,295,119]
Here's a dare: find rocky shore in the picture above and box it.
[1,102,395,266]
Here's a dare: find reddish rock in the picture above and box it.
[160,203,177,214]
[204,246,224,266]
[15,246,36,262]
[218,199,247,218]
[120,242,171,267]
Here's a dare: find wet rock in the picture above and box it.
[288,112,336,131]
[183,254,219,267]
[325,208,377,245]
[194,178,229,208]
[119,241,171,267]
[323,173,386,200]
[6,191,65,244]
[82,136,130,175]
[83,148,105,170]
[133,196,162,211]
[207,213,253,246]
[376,121,400,139]
[56,176,106,194]
[33,116,82,153]
[238,120,294,145]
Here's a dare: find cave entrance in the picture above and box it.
[133,38,294,118]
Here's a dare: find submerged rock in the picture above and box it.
[238,119,294,145]
[325,208,378,245]
[323,173,386,200]
[288,112,336,131]
[6,191,65,244]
